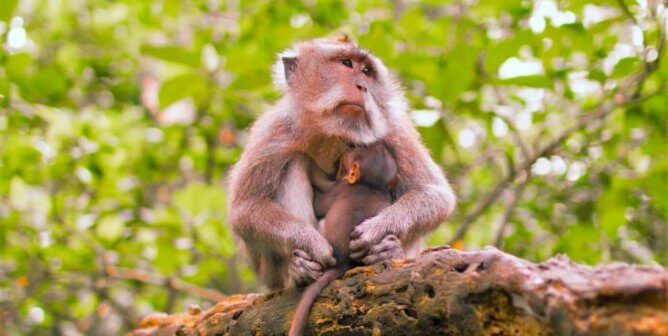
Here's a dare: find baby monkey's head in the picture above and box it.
[337,141,398,190]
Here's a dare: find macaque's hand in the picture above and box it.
[288,230,336,286]
[350,217,404,264]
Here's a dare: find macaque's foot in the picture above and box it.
[350,217,388,261]
[289,249,330,286]
[360,234,405,265]
[288,228,336,286]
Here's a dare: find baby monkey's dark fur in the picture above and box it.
[289,142,397,336]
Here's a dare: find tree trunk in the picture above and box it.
[129,246,668,336]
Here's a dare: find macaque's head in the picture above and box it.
[337,142,397,190]
[272,34,407,144]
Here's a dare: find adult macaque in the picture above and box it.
[289,141,398,336]
[228,34,456,290]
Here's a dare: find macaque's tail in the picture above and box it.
[288,268,343,336]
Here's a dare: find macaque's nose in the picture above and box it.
[356,83,367,93]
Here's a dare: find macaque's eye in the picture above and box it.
[362,66,373,77]
[340,58,353,68]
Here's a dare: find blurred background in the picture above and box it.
[0,0,666,334]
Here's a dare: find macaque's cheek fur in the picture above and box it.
[318,113,385,145]
[309,86,345,113]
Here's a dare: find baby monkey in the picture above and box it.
[289,141,398,336]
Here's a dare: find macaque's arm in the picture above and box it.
[228,123,335,269]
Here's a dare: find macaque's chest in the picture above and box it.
[304,138,348,175]
[303,137,348,191]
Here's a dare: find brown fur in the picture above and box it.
[228,35,456,290]
[289,142,397,336]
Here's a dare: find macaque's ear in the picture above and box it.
[347,162,361,184]
[282,57,298,86]
[271,49,298,91]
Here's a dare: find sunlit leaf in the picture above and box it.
[498,75,554,89]
[95,215,126,242]
[0,0,18,21]
[140,45,201,67]
[158,72,208,109]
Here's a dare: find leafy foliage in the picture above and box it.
[0,0,665,334]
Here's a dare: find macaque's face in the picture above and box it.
[276,37,400,144]
[307,50,378,116]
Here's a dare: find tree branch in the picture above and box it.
[128,246,668,336]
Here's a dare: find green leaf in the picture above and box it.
[72,290,98,319]
[611,57,640,78]
[140,45,201,67]
[588,69,607,83]
[164,0,180,17]
[9,177,50,213]
[597,186,628,238]
[172,182,226,217]
[498,75,554,89]
[0,0,18,21]
[557,224,602,264]
[158,72,208,109]
[95,215,126,242]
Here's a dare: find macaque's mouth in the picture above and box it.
[335,102,365,114]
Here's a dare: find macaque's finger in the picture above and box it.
[350,238,370,253]
[324,245,337,267]
[368,241,395,255]
[325,255,336,267]
[292,249,313,261]
[292,250,324,271]
[302,232,337,268]
[350,238,366,251]
[349,240,369,260]
[362,251,390,265]
[309,245,336,268]
[350,227,362,240]
[350,250,367,261]
[360,234,404,265]
[313,255,336,269]
[362,247,404,265]
[299,267,323,282]
[298,257,323,272]
[369,234,402,254]
[290,253,325,285]
[293,267,323,286]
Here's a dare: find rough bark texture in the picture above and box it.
[129,246,668,336]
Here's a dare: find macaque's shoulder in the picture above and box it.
[246,111,299,147]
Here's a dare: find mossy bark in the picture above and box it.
[129,246,668,336]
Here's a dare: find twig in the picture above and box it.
[450,173,513,244]
[476,50,533,160]
[494,173,530,247]
[489,84,533,160]
[497,113,533,160]
[454,148,505,183]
